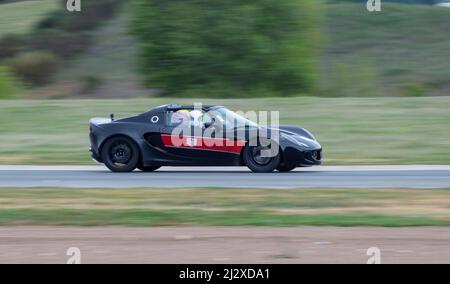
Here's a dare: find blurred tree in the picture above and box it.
[9,51,61,86]
[131,0,322,97]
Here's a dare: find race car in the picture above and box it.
[89,104,322,173]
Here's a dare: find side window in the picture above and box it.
[166,109,209,128]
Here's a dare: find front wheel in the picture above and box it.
[101,136,140,172]
[243,145,281,173]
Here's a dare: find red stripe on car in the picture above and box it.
[161,134,245,154]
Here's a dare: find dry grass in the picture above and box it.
[0,187,449,226]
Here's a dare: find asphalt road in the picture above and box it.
[0,165,449,188]
[1,226,449,264]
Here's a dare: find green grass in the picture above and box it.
[0,0,59,37]
[1,187,450,226]
[1,97,450,165]
[2,209,449,227]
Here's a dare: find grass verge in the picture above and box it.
[1,187,449,227]
[1,97,450,165]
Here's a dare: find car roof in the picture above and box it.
[158,104,223,111]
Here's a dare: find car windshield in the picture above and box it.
[207,107,258,129]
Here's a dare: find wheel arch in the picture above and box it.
[239,139,283,166]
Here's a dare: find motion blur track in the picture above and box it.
[0,165,449,189]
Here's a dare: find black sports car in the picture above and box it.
[89,104,322,173]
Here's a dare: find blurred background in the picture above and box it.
[0,0,449,165]
[2,0,450,99]
[0,0,450,239]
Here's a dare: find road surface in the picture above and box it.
[0,165,449,189]
[1,226,449,264]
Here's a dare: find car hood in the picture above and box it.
[269,126,322,150]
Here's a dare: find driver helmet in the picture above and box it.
[172,109,191,126]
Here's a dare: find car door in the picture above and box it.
[158,109,244,166]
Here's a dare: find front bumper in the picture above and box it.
[89,147,102,163]
[301,148,323,166]
[282,147,323,167]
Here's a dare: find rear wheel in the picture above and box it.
[138,165,161,172]
[276,165,296,172]
[101,136,140,172]
[243,144,280,173]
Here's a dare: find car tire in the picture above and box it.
[101,136,140,172]
[243,144,281,173]
[138,165,161,172]
[276,165,296,172]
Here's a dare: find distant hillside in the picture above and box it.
[0,0,58,36]
[319,3,450,97]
